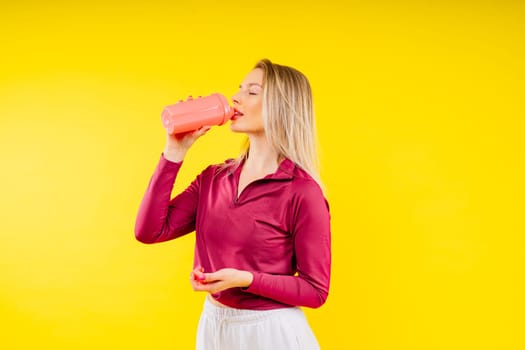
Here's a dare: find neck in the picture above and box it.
[244,134,280,174]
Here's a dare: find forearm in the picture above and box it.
[163,145,188,163]
[245,272,329,308]
[134,155,190,243]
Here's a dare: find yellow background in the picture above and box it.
[1,1,524,349]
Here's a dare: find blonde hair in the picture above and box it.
[238,59,322,187]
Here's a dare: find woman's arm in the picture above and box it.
[134,126,211,243]
[134,155,200,243]
[244,184,331,308]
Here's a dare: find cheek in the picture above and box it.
[247,96,262,112]
[248,104,263,123]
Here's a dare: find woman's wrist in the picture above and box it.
[240,271,254,288]
[163,147,187,163]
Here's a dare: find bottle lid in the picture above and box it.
[214,93,234,124]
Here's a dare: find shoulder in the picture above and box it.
[289,165,329,210]
[198,158,237,178]
[291,166,324,196]
[287,165,331,234]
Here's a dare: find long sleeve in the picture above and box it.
[134,154,200,244]
[244,183,331,308]
[135,155,331,310]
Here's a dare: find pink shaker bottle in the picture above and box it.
[161,93,234,135]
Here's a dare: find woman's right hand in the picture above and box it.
[163,125,211,163]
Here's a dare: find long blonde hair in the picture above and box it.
[238,59,322,187]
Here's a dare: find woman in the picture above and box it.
[135,59,331,349]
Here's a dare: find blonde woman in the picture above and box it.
[135,59,331,349]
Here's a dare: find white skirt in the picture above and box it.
[196,296,320,350]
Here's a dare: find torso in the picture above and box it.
[237,163,280,199]
[237,172,261,199]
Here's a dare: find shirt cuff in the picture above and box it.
[242,271,263,294]
[160,153,183,167]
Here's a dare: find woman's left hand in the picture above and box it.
[190,267,253,294]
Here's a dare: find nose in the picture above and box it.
[231,92,240,105]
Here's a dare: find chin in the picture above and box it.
[229,120,245,133]
[229,124,241,133]
[229,120,264,134]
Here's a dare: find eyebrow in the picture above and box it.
[239,83,262,88]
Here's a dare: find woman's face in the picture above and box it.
[230,68,264,135]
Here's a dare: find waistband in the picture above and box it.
[202,296,299,324]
